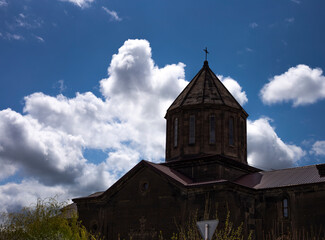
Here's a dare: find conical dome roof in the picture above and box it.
[167,61,247,115]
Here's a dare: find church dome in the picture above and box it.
[167,61,247,114]
[165,61,248,164]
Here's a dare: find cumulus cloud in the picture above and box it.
[310,141,325,156]
[102,7,122,21]
[0,38,306,213]
[247,118,305,170]
[100,39,187,160]
[0,180,67,213]
[218,75,248,106]
[0,39,187,212]
[61,0,95,8]
[260,64,325,106]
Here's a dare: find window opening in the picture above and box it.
[283,198,288,218]
[209,115,216,144]
[189,115,195,144]
[229,117,234,145]
[174,118,178,147]
[241,121,244,147]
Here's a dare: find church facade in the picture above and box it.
[73,61,325,239]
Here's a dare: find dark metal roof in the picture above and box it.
[146,161,193,185]
[74,161,325,202]
[163,154,260,174]
[235,165,325,189]
[167,61,246,114]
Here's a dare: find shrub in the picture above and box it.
[172,210,252,240]
[0,197,100,240]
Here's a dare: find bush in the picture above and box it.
[0,197,100,240]
[172,210,252,240]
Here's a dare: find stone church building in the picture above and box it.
[73,61,325,239]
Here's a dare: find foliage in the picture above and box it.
[171,210,252,240]
[264,225,325,240]
[0,197,100,240]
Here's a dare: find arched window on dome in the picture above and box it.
[174,118,178,147]
[209,114,216,144]
[189,115,195,144]
[240,121,244,147]
[229,117,234,146]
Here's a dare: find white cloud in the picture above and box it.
[102,6,122,21]
[247,117,305,170]
[0,180,67,213]
[61,0,95,8]
[260,64,325,106]
[0,163,17,182]
[290,0,300,4]
[15,14,43,29]
[249,22,258,29]
[58,79,66,92]
[311,141,325,156]
[100,39,187,160]
[0,38,307,213]
[0,39,187,212]
[3,33,24,41]
[218,75,248,106]
[0,0,7,7]
[35,35,44,42]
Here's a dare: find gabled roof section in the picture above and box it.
[72,160,193,202]
[235,164,325,189]
[146,161,193,185]
[167,61,246,113]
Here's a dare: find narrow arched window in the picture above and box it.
[283,198,289,218]
[174,118,178,147]
[209,115,216,144]
[240,121,244,147]
[229,117,234,146]
[189,115,195,144]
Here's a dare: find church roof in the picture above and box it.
[235,164,325,189]
[167,61,247,115]
[74,160,325,202]
[146,161,193,185]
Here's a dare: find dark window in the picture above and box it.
[209,115,216,144]
[241,121,244,147]
[283,198,289,218]
[229,117,234,145]
[174,118,178,147]
[189,115,195,144]
[140,181,149,193]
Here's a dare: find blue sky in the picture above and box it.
[1,0,325,212]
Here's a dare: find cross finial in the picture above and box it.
[203,47,209,61]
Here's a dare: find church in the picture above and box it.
[73,60,325,239]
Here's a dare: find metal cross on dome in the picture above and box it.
[203,47,209,61]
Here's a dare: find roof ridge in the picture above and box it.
[179,66,205,107]
[259,164,316,173]
[208,67,244,110]
[206,66,225,105]
[166,62,248,114]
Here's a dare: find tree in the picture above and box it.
[0,197,100,240]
